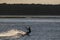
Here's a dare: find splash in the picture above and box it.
[0,29,26,38]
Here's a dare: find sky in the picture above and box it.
[0,0,60,4]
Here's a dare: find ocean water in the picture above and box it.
[0,18,59,40]
[0,22,60,40]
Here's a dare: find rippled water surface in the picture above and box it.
[0,22,60,40]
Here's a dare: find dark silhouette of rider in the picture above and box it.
[26,27,31,36]
[21,26,31,37]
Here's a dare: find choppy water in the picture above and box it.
[0,22,60,40]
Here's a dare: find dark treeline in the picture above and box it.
[0,4,60,15]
